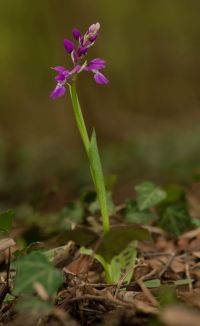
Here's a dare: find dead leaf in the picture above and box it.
[161,305,200,326]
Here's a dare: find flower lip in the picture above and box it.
[86,58,106,71]
[50,84,66,99]
[93,71,109,85]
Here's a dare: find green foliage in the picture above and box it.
[81,241,137,284]
[89,130,110,233]
[158,202,192,237]
[80,225,149,283]
[0,210,14,232]
[124,199,157,224]
[14,251,63,296]
[55,226,98,247]
[109,241,137,283]
[15,296,52,316]
[144,279,161,288]
[97,225,150,261]
[58,201,84,228]
[135,181,167,211]
[88,191,116,216]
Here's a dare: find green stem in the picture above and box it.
[68,82,110,233]
[69,82,90,154]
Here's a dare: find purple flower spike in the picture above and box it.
[50,84,66,99]
[50,22,109,99]
[63,39,75,53]
[94,71,109,85]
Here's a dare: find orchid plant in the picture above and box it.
[50,23,149,283]
[50,23,110,235]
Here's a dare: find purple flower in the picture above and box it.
[93,71,109,85]
[50,84,66,99]
[72,28,82,41]
[63,39,75,53]
[87,58,106,70]
[50,22,109,99]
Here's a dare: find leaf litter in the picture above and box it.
[1,182,200,325]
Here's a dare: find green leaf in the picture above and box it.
[174,279,193,286]
[97,225,150,261]
[88,191,116,216]
[80,247,107,271]
[135,181,167,211]
[0,210,14,232]
[110,241,137,283]
[164,184,185,204]
[59,201,84,228]
[89,130,109,233]
[158,202,192,237]
[15,296,52,315]
[144,279,161,288]
[125,200,157,224]
[14,251,63,296]
[55,226,98,247]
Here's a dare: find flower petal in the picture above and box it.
[93,71,109,85]
[51,66,66,72]
[70,65,82,74]
[87,58,106,71]
[77,45,88,56]
[72,28,82,40]
[50,84,66,99]
[63,39,75,53]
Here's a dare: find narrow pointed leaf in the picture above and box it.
[89,130,109,233]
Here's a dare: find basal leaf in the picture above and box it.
[55,226,99,247]
[110,241,137,283]
[0,210,14,232]
[97,225,150,261]
[135,181,167,211]
[14,251,63,296]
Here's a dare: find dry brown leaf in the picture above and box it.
[0,237,16,253]
[63,254,91,275]
[170,257,185,273]
[161,305,200,326]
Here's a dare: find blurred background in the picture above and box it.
[1,0,200,209]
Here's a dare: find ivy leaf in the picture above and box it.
[158,202,192,237]
[135,181,167,211]
[14,251,63,296]
[59,201,83,229]
[0,210,14,232]
[124,200,157,224]
[15,296,52,315]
